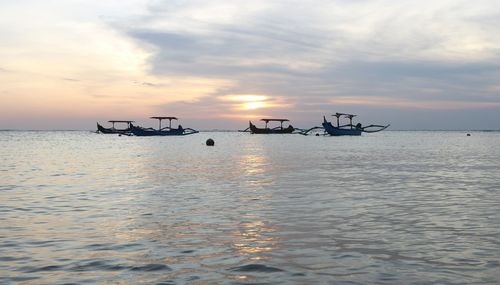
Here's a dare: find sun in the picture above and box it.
[243,101,267,110]
[221,94,272,110]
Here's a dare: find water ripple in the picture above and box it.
[1,131,499,284]
[230,264,284,273]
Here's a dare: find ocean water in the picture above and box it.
[1,131,499,284]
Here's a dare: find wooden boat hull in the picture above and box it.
[249,121,295,134]
[97,123,131,134]
[130,124,198,136]
[322,118,362,136]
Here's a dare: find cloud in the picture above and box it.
[2,0,500,129]
[0,67,12,73]
[330,96,500,110]
[62,77,80,82]
[118,1,500,96]
[105,0,500,129]
[136,81,160,87]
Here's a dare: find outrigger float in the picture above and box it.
[130,116,199,136]
[240,118,306,134]
[96,120,134,134]
[303,113,389,136]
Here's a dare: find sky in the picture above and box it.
[1,0,500,130]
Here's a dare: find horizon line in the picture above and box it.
[1,129,500,132]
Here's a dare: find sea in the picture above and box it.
[1,130,499,285]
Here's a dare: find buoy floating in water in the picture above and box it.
[206,138,215,146]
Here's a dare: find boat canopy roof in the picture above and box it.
[108,120,134,123]
[261,118,289,122]
[333,113,356,118]
[150,116,178,120]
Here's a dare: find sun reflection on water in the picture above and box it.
[233,150,279,261]
[232,220,278,261]
[240,154,267,175]
[237,153,276,188]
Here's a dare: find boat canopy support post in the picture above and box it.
[157,118,174,130]
[150,116,178,131]
[333,113,341,127]
[346,114,356,129]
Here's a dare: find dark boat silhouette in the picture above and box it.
[248,118,295,134]
[96,120,133,134]
[130,117,198,136]
[321,113,389,136]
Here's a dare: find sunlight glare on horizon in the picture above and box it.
[221,95,274,111]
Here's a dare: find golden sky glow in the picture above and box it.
[220,94,275,111]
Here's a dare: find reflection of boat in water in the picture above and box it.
[322,113,389,136]
[130,116,199,136]
[96,120,133,134]
[245,119,295,134]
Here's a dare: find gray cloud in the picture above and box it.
[62,77,80,82]
[113,0,500,129]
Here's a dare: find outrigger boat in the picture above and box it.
[303,113,389,136]
[130,116,199,136]
[96,120,133,134]
[322,113,389,136]
[240,118,295,134]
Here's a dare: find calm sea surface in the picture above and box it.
[1,131,499,284]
